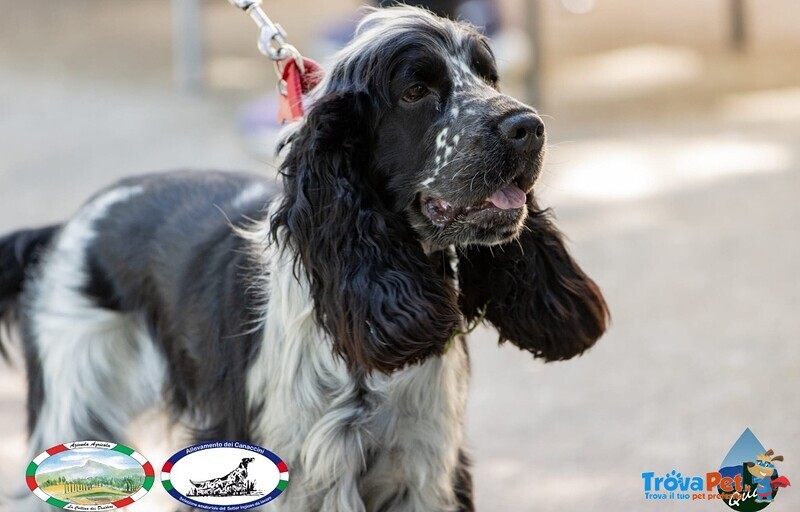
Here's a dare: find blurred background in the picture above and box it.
[1,1,798,510]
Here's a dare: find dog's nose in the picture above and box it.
[499,112,545,153]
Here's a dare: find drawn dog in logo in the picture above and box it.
[746,450,790,503]
[188,457,258,497]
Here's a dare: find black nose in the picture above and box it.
[499,112,545,153]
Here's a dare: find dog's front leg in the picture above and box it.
[360,341,472,512]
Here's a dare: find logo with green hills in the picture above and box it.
[26,441,154,510]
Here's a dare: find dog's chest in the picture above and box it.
[247,314,470,458]
[248,332,470,510]
[242,242,470,509]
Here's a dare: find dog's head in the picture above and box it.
[305,7,543,248]
[272,6,607,373]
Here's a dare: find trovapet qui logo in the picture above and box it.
[642,429,791,511]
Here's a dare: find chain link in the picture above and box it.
[227,0,302,70]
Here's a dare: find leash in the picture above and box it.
[444,304,488,353]
[228,0,323,123]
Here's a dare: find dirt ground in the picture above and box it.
[1,1,798,511]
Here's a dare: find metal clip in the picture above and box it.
[228,0,259,8]
[228,0,292,62]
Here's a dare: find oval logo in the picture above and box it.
[161,441,289,510]
[26,440,154,510]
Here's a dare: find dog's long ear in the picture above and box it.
[457,200,609,360]
[272,91,461,374]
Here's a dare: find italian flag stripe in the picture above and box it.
[161,479,174,491]
[46,444,68,456]
[276,461,289,473]
[112,497,134,508]
[33,452,49,465]
[280,471,289,481]
[276,479,288,491]
[142,461,155,478]
[162,460,174,473]
[131,486,149,501]
[130,450,148,465]
[143,475,155,491]
[26,461,38,477]
[46,496,68,507]
[112,444,134,456]
[26,475,37,491]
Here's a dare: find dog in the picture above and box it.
[189,457,255,497]
[1,6,608,511]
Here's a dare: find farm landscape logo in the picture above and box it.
[26,441,154,510]
[642,429,791,510]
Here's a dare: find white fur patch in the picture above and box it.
[231,182,269,210]
[13,186,166,512]
[435,127,450,149]
[244,205,470,511]
[26,186,165,452]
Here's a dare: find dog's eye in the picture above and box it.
[473,62,499,86]
[402,84,429,103]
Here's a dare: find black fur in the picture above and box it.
[271,92,462,375]
[0,225,60,317]
[453,449,475,512]
[76,171,276,441]
[269,11,553,374]
[0,224,60,358]
[458,200,609,360]
[0,225,59,434]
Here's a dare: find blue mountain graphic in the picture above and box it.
[721,428,766,469]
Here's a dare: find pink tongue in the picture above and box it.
[488,184,527,210]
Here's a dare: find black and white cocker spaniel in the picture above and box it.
[1,6,608,512]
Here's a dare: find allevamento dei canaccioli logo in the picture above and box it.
[642,429,791,511]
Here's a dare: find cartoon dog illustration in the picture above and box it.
[747,450,791,503]
[189,457,256,497]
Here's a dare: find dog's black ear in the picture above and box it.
[457,201,609,360]
[272,91,461,374]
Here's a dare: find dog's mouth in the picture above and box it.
[422,183,528,227]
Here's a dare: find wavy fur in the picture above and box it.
[458,200,609,360]
[271,91,461,374]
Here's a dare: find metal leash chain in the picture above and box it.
[228,0,305,75]
[228,0,322,122]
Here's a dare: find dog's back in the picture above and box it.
[4,168,475,512]
[2,171,280,511]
